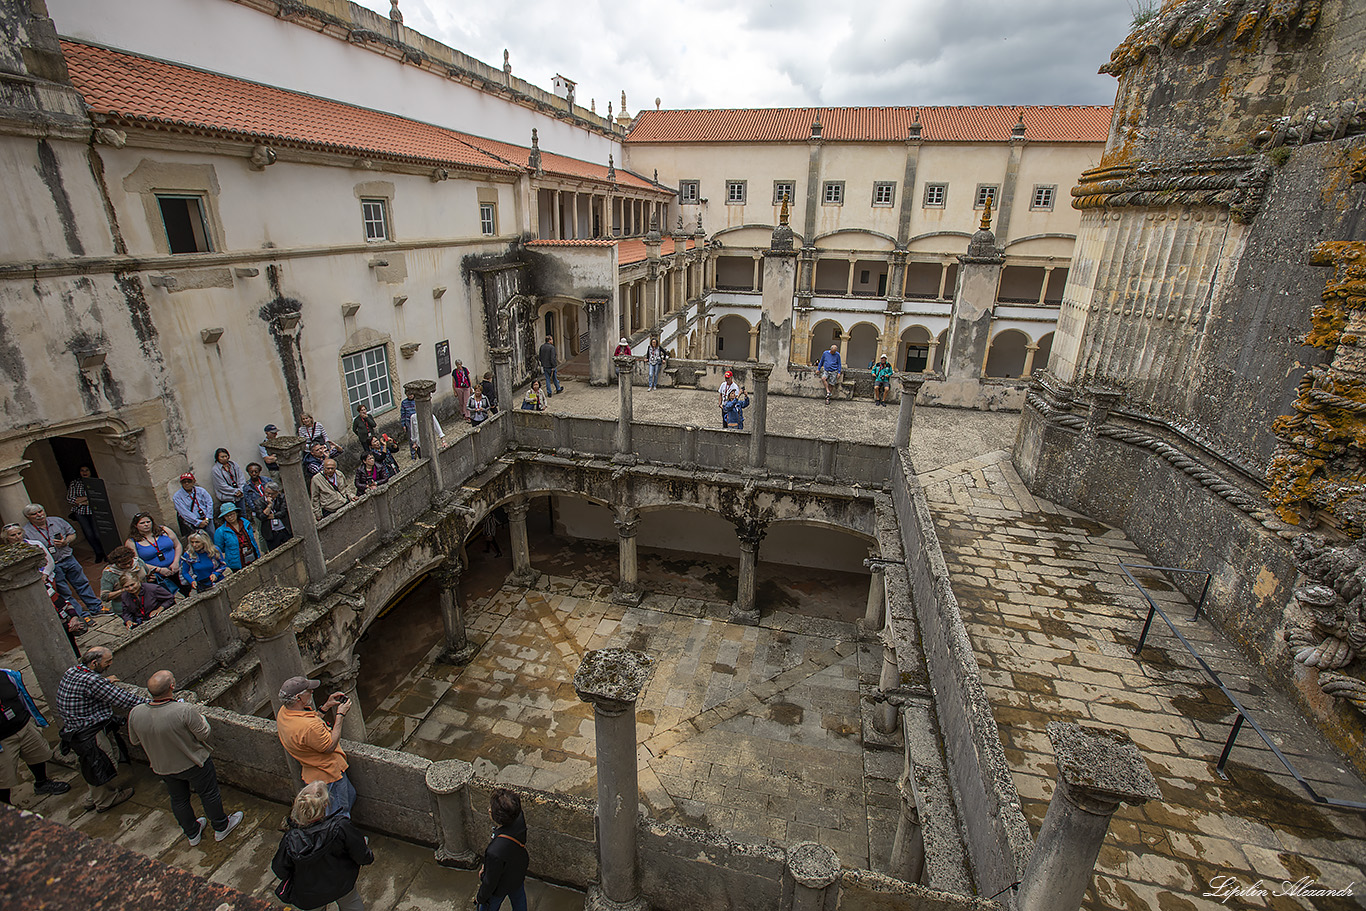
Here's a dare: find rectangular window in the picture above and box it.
[726,180,747,205]
[860,270,870,283]
[822,181,844,205]
[480,202,497,235]
[872,182,896,207]
[361,198,389,241]
[773,181,795,205]
[342,345,394,416]
[679,180,700,204]
[923,183,947,208]
[157,195,211,254]
[1031,185,1056,210]
[974,185,998,209]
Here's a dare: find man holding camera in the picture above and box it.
[276,676,357,817]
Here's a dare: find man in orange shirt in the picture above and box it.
[275,676,355,817]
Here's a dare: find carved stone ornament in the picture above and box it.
[1282,534,1366,713]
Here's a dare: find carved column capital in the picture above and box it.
[574,647,654,717]
[404,379,437,402]
[490,346,513,365]
[0,542,45,592]
[433,557,464,590]
[734,518,768,550]
[504,499,530,520]
[261,435,306,466]
[230,584,304,639]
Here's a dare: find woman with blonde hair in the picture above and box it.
[179,532,229,592]
[273,780,373,911]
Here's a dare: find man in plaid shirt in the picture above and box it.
[56,646,145,812]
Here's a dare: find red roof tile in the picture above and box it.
[458,134,666,193]
[617,237,694,267]
[627,106,1112,144]
[524,239,617,247]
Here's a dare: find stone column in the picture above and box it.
[751,256,761,292]
[890,767,925,884]
[0,460,34,525]
[1038,267,1055,305]
[370,483,395,542]
[746,363,772,475]
[943,209,1004,383]
[588,299,612,386]
[574,648,655,911]
[1022,343,1040,378]
[1016,722,1161,911]
[613,509,641,606]
[230,584,306,714]
[329,656,367,743]
[874,629,900,735]
[613,354,636,464]
[435,558,477,664]
[426,759,478,868]
[783,842,841,911]
[262,436,326,582]
[405,380,446,492]
[491,348,514,419]
[748,325,759,361]
[894,376,927,450]
[0,542,75,708]
[506,499,537,585]
[859,563,885,633]
[728,520,766,626]
[922,339,939,374]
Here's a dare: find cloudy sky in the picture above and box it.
[354,0,1138,110]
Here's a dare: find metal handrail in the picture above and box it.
[1120,562,1366,811]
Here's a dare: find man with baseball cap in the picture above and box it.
[276,676,356,816]
[718,370,740,423]
[259,425,281,473]
[172,472,213,537]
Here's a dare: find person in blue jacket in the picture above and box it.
[722,389,751,430]
[212,504,260,571]
[815,344,842,403]
[180,532,230,592]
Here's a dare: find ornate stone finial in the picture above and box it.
[1012,112,1027,139]
[695,212,705,237]
[503,48,510,70]
[607,154,615,181]
[770,194,795,252]
[653,168,659,183]
[389,0,402,23]
[811,110,822,139]
[908,110,922,140]
[655,96,661,110]
[645,211,661,246]
[979,194,993,232]
[621,90,628,116]
[591,98,596,113]
[529,128,542,176]
[677,214,685,232]
[779,193,790,225]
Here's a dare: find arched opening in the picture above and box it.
[984,329,1030,378]
[716,315,752,359]
[899,326,932,373]
[1034,332,1054,374]
[846,322,880,368]
[934,330,948,373]
[809,319,843,363]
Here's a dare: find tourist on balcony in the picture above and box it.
[20,504,104,620]
[298,413,342,457]
[272,779,372,911]
[453,359,473,419]
[172,473,214,538]
[522,379,548,411]
[180,533,229,593]
[258,482,293,552]
[399,391,418,459]
[126,512,186,597]
[646,337,667,390]
[113,569,174,628]
[5,523,86,646]
[210,448,246,516]
[722,388,750,430]
[311,459,354,520]
[870,354,894,406]
[476,788,529,911]
[354,452,389,496]
[303,443,328,479]
[481,371,499,413]
[213,504,259,571]
[469,389,491,426]
[259,424,281,473]
[717,370,740,423]
[351,403,378,448]
[65,465,106,563]
[815,344,842,404]
[368,435,401,478]
[275,676,356,817]
[539,335,564,396]
[99,546,149,611]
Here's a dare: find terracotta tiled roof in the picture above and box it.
[617,237,694,267]
[524,239,617,247]
[627,106,1112,144]
[61,41,671,192]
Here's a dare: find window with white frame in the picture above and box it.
[974,185,998,209]
[1031,185,1056,210]
[480,203,497,235]
[872,182,896,207]
[361,198,390,241]
[156,195,212,254]
[822,181,845,205]
[342,345,394,416]
[679,180,700,204]
[773,181,795,205]
[726,180,747,205]
[923,183,947,207]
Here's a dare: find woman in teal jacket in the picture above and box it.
[212,503,261,571]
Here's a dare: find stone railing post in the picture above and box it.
[435,558,477,665]
[491,348,514,426]
[894,375,926,451]
[613,509,641,606]
[890,765,925,884]
[329,655,367,743]
[230,584,306,714]
[200,588,245,665]
[1016,722,1161,911]
[859,561,885,634]
[873,628,900,735]
[261,436,326,582]
[426,759,478,868]
[505,500,537,586]
[728,519,766,626]
[783,842,840,911]
[574,647,654,911]
[405,380,445,492]
[614,354,636,464]
[815,440,837,485]
[369,483,395,543]
[746,362,773,475]
[0,542,74,708]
